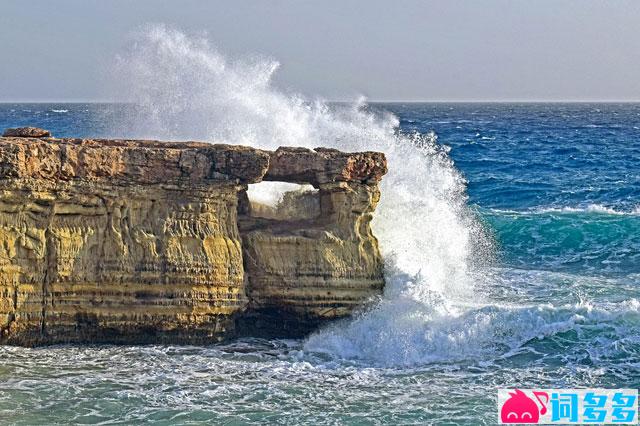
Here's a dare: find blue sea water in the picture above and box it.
[0,103,638,425]
[391,103,640,276]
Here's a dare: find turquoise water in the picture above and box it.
[0,103,639,425]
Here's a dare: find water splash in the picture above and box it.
[110,25,493,366]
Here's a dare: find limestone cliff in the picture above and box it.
[0,127,387,345]
[238,147,386,336]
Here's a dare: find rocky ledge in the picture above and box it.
[0,128,387,345]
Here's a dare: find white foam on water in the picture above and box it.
[308,297,640,366]
[491,204,640,216]
[112,25,636,367]
[533,204,636,215]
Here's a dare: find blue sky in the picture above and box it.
[1,0,639,101]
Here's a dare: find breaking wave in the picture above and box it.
[108,25,635,367]
[112,24,489,283]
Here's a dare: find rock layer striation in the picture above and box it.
[0,129,387,345]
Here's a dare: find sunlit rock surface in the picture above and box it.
[0,129,386,345]
[238,148,387,336]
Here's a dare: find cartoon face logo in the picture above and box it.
[501,389,548,424]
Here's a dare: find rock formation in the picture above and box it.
[2,127,52,138]
[0,128,387,345]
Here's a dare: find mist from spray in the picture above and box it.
[112,25,493,366]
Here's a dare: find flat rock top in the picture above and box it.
[0,128,387,186]
[2,127,51,138]
[265,146,387,185]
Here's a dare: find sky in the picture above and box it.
[1,0,639,102]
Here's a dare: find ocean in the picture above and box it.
[0,101,638,425]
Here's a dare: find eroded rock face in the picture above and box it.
[0,131,386,345]
[238,148,386,337]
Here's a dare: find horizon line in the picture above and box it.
[2,99,640,104]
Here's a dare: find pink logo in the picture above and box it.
[501,389,549,424]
